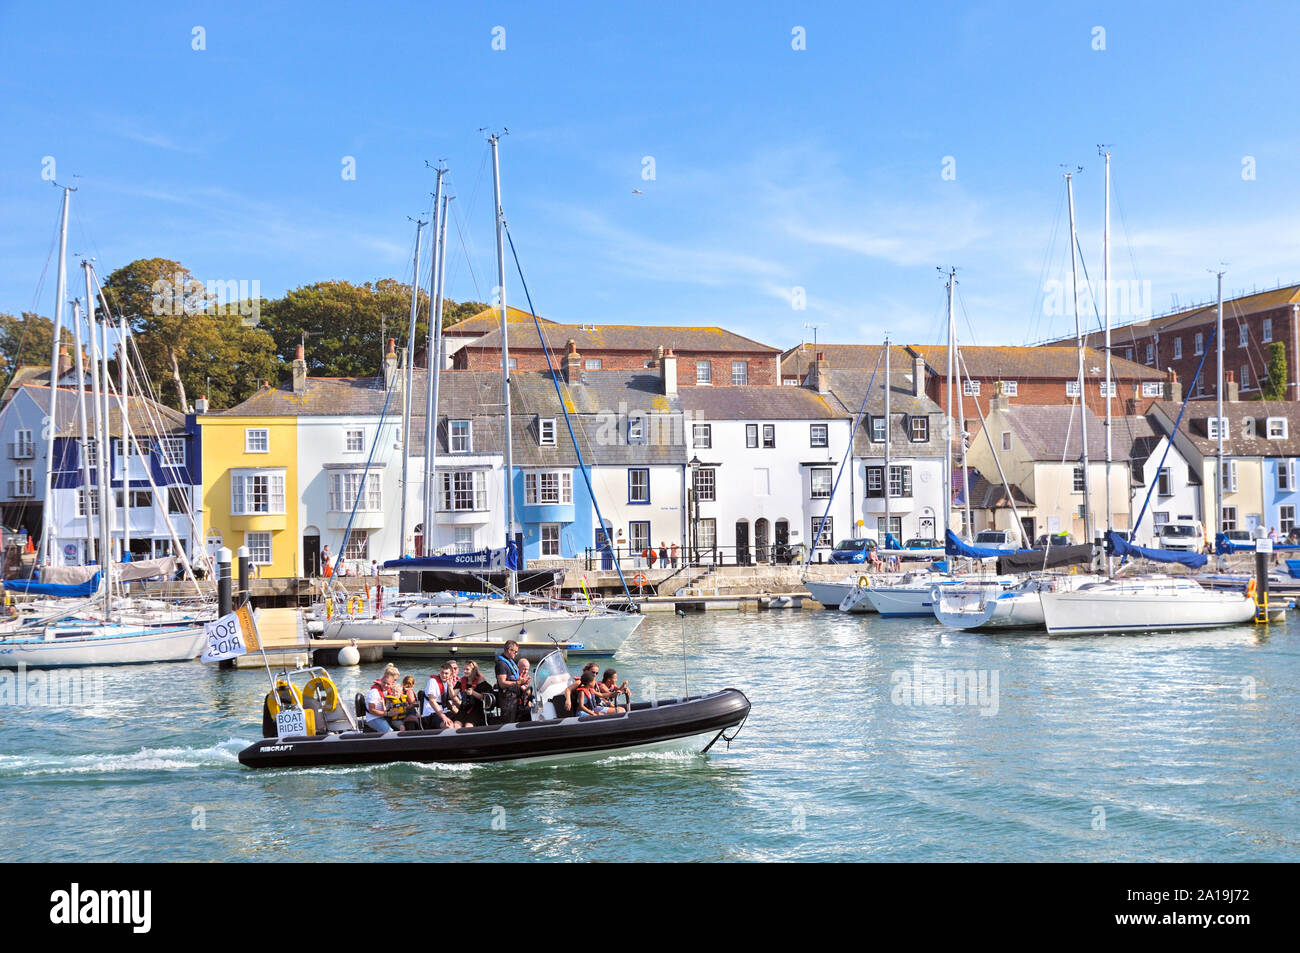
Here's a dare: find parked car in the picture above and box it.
[1157,519,1206,553]
[972,529,1021,552]
[1034,532,1075,548]
[829,538,879,564]
[902,537,941,550]
[1221,529,1256,550]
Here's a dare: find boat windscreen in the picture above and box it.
[533,650,572,709]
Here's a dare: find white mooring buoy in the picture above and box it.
[337,642,361,666]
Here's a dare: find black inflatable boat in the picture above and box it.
[238,655,750,769]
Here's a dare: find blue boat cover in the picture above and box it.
[2,571,102,598]
[384,541,518,572]
[1215,532,1300,555]
[1110,530,1206,569]
[944,530,1033,560]
[1286,559,1300,580]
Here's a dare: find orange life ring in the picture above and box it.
[632,573,648,587]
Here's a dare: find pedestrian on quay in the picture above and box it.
[670,542,679,568]
[658,541,668,568]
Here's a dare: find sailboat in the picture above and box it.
[0,217,210,667]
[1038,163,1253,635]
[310,138,643,657]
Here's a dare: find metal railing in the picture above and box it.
[8,480,34,498]
[8,441,35,460]
[583,543,829,571]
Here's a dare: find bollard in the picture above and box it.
[237,545,251,607]
[217,546,233,617]
[1254,540,1271,623]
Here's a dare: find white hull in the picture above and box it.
[806,580,865,610]
[860,585,951,617]
[933,575,1104,631]
[1040,580,1255,634]
[0,623,206,667]
[320,605,643,656]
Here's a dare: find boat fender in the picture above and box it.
[337,643,361,666]
[857,576,870,588]
[302,674,340,712]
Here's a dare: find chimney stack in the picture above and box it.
[382,338,398,389]
[1166,371,1182,404]
[292,343,308,394]
[808,351,831,395]
[912,354,925,397]
[57,346,71,378]
[1226,369,1239,402]
[990,379,1011,412]
[661,348,677,396]
[563,339,583,384]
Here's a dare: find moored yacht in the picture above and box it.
[1039,575,1255,635]
[933,573,1103,631]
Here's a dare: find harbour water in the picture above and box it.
[1,610,1296,862]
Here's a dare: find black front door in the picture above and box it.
[303,535,321,577]
[735,520,750,566]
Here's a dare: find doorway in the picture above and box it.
[303,534,321,577]
[735,519,750,566]
[755,518,770,563]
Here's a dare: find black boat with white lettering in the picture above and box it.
[236,652,749,769]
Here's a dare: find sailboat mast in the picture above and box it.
[72,301,95,564]
[884,334,891,545]
[945,269,955,537]
[39,186,72,566]
[400,216,426,555]
[490,134,517,597]
[1216,270,1225,539]
[83,262,111,618]
[425,192,450,545]
[118,314,132,561]
[1102,149,1113,556]
[1066,171,1092,547]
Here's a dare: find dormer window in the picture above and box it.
[539,418,557,445]
[870,416,886,442]
[628,414,646,444]
[1267,417,1288,440]
[1207,417,1229,440]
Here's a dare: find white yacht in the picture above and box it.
[1039,575,1255,635]
[933,573,1103,631]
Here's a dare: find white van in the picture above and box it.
[1157,519,1205,553]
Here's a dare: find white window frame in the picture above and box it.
[1142,382,1163,397]
[1221,505,1237,531]
[745,424,758,448]
[1281,505,1296,536]
[1241,365,1250,389]
[810,467,833,499]
[910,417,928,442]
[245,428,269,453]
[230,469,286,515]
[584,358,602,370]
[345,428,364,453]
[1099,381,1117,397]
[731,361,748,386]
[1207,417,1229,440]
[1173,337,1183,360]
[1277,460,1294,493]
[870,417,886,442]
[449,419,472,454]
[1267,417,1288,440]
[540,523,561,557]
[1263,318,1273,342]
[539,418,557,446]
[329,470,383,512]
[761,424,775,449]
[628,468,650,504]
[1221,460,1238,493]
[693,424,712,449]
[82,438,98,468]
[440,470,488,512]
[1157,467,1172,497]
[157,437,186,467]
[1239,324,1249,348]
[693,467,716,502]
[1000,380,1018,396]
[962,379,980,396]
[1194,333,1204,356]
[245,531,272,565]
[1001,431,1012,452]
[810,423,828,448]
[1145,343,1154,365]
[695,361,712,385]
[1065,380,1081,398]
[524,470,573,505]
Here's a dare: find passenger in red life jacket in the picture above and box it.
[595,668,628,714]
[572,671,606,718]
[365,664,402,732]
[422,661,465,729]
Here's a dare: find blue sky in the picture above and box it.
[4,1,1300,359]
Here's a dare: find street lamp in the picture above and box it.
[688,455,701,567]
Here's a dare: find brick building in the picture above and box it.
[1041,284,1300,403]
[454,310,781,385]
[781,343,1170,422]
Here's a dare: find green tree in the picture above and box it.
[1263,341,1288,401]
[100,258,279,410]
[0,312,71,392]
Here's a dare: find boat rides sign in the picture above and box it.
[201,606,257,663]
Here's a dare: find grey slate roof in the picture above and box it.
[1000,405,1109,461]
[470,323,779,354]
[820,369,946,458]
[677,385,840,420]
[1153,399,1300,457]
[780,342,1165,382]
[19,385,186,437]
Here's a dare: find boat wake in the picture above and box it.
[0,738,251,777]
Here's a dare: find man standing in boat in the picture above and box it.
[495,640,529,721]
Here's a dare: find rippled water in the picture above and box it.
[1,608,1296,862]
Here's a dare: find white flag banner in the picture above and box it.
[202,611,248,662]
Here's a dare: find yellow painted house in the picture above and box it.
[196,412,300,578]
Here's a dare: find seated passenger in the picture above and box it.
[457,661,491,726]
[517,657,534,711]
[365,664,402,732]
[572,672,606,718]
[399,675,422,732]
[594,668,628,714]
[422,661,464,729]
